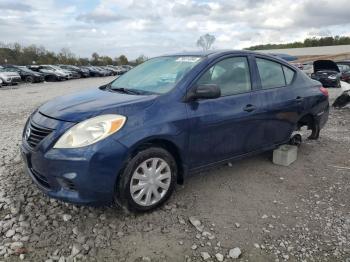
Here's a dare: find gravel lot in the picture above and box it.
[0,78,349,262]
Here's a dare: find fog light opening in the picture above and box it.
[58,178,77,191]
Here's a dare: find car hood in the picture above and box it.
[314,60,340,73]
[38,88,157,122]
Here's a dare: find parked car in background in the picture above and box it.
[311,60,341,88]
[2,65,45,83]
[28,65,68,81]
[114,66,128,75]
[58,65,90,78]
[43,65,73,80]
[81,66,104,77]
[336,60,350,68]
[122,65,133,71]
[0,78,3,87]
[336,61,350,83]
[301,63,313,77]
[21,50,329,212]
[94,66,112,76]
[101,66,119,75]
[0,66,22,85]
[291,63,304,70]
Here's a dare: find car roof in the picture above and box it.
[159,49,289,64]
[164,49,256,57]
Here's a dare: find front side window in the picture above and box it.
[197,57,251,96]
[110,56,202,94]
[256,58,286,89]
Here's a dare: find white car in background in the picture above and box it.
[0,66,21,85]
[40,65,72,80]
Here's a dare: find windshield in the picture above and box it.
[18,66,37,73]
[110,56,202,94]
[49,65,62,71]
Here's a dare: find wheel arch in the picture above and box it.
[296,113,319,139]
[127,138,185,185]
[115,136,186,193]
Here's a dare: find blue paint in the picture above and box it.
[20,50,329,205]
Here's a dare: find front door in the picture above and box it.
[186,56,261,169]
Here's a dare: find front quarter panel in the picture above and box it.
[111,95,189,163]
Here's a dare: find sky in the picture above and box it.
[1,0,350,59]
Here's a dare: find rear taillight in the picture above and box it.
[320,87,329,97]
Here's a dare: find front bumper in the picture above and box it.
[34,76,45,82]
[20,114,129,205]
[2,77,21,85]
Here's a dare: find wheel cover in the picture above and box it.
[130,157,171,207]
[26,76,34,83]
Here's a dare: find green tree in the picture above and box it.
[118,55,128,65]
[135,55,148,65]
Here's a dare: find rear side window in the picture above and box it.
[283,66,295,85]
[197,56,251,96]
[256,58,286,89]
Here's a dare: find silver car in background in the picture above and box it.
[0,66,22,85]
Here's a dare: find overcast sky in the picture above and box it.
[1,0,350,59]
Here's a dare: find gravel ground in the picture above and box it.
[0,78,349,262]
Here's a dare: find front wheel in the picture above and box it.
[115,147,177,212]
[25,76,35,83]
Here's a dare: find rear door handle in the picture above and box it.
[295,96,304,102]
[243,104,256,112]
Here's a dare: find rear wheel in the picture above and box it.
[115,147,177,212]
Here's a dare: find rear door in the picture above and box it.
[186,55,262,168]
[251,56,303,147]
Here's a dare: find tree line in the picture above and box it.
[245,35,350,50]
[0,42,148,66]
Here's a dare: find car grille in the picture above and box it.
[11,77,21,83]
[26,120,53,149]
[31,168,51,189]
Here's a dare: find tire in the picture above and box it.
[115,147,177,212]
[25,76,34,83]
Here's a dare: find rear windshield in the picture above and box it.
[110,56,202,94]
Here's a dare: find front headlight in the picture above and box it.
[328,74,337,80]
[54,114,126,149]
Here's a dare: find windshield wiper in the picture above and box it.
[105,84,157,95]
[110,87,142,95]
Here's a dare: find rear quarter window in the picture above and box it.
[283,66,295,85]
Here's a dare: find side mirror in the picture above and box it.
[184,84,221,102]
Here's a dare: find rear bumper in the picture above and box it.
[316,103,329,129]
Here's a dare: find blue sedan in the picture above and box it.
[20,50,329,212]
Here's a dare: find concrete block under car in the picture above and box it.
[273,145,298,166]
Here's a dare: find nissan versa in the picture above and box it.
[21,50,329,212]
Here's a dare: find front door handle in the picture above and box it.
[243,104,256,112]
[295,96,304,102]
